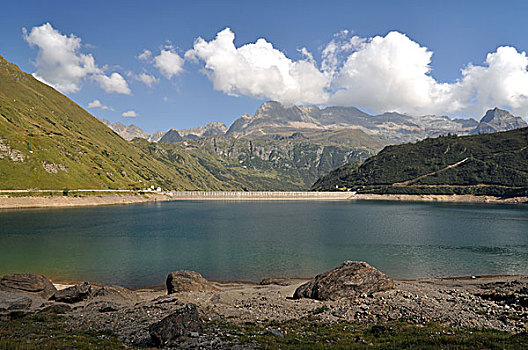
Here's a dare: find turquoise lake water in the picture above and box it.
[0,200,527,288]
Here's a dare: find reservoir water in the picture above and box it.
[0,200,527,288]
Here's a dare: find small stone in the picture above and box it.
[50,282,92,303]
[98,301,119,312]
[267,328,284,338]
[259,278,292,286]
[153,295,179,305]
[39,303,71,314]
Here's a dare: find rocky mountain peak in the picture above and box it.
[255,101,284,115]
[473,108,527,134]
[481,108,513,123]
[175,122,227,139]
[159,129,183,143]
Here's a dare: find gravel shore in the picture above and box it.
[2,272,527,348]
[0,193,173,209]
[50,275,528,347]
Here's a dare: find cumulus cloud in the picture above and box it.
[455,46,528,116]
[187,28,528,118]
[185,28,329,105]
[328,31,455,115]
[121,110,137,117]
[154,49,184,79]
[136,73,159,87]
[23,23,130,95]
[88,99,113,111]
[93,72,131,94]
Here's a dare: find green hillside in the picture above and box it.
[0,55,206,190]
[0,55,285,191]
[312,128,528,197]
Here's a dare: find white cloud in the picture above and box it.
[93,72,131,94]
[23,23,131,95]
[187,28,528,118]
[136,73,159,87]
[185,28,329,106]
[122,110,137,117]
[328,31,455,115]
[154,49,184,79]
[138,49,152,60]
[455,46,528,117]
[87,99,113,111]
[23,23,99,93]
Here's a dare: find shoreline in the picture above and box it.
[46,273,527,292]
[0,193,173,210]
[351,193,528,204]
[0,191,526,209]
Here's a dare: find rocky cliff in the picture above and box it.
[472,108,527,134]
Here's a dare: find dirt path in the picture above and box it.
[393,157,469,186]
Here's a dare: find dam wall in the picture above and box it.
[168,191,353,200]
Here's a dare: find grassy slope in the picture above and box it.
[0,55,185,190]
[0,56,298,191]
[312,128,528,196]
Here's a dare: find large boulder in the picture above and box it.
[0,273,56,299]
[293,261,394,301]
[166,271,217,294]
[50,282,93,303]
[149,304,203,346]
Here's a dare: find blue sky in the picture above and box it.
[1,0,528,133]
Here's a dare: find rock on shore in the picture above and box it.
[166,270,218,294]
[0,273,57,299]
[293,261,394,300]
[50,282,93,303]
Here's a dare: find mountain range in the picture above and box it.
[102,120,227,142]
[105,101,526,146]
